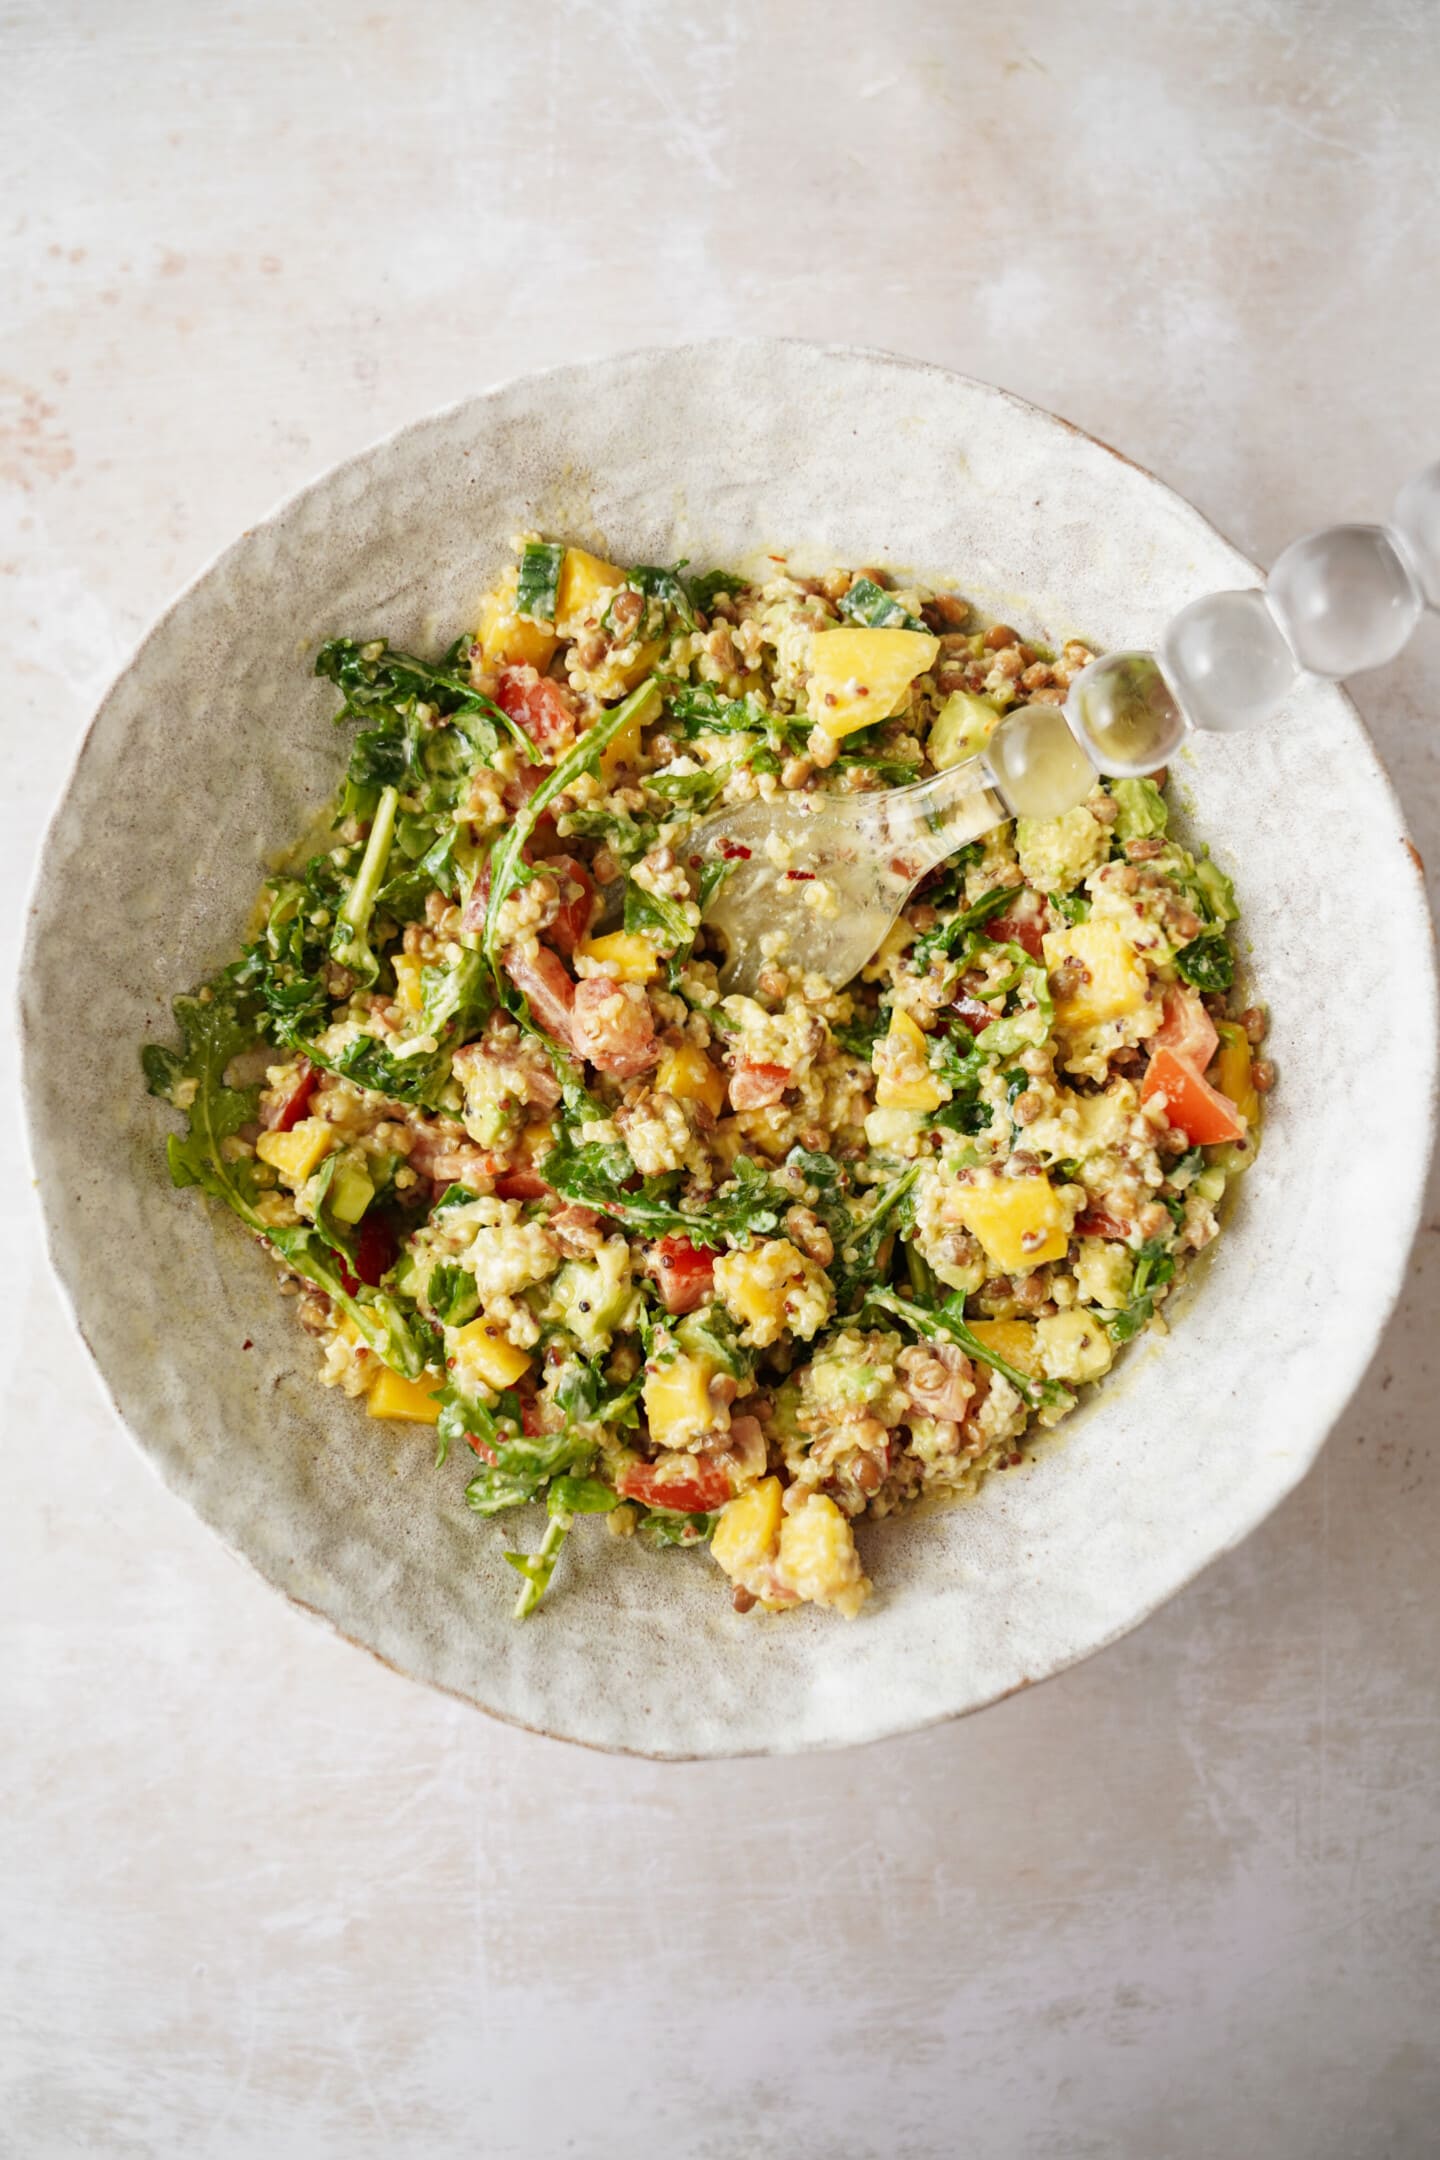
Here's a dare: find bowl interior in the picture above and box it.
[20,341,1437,1756]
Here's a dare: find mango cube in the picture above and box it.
[776,1493,870,1618]
[947,1169,1072,1272]
[577,930,660,984]
[598,707,644,779]
[475,574,559,672]
[368,1368,445,1424]
[1042,921,1149,1033]
[808,626,939,740]
[657,1042,726,1118]
[255,1117,334,1187]
[1035,1307,1114,1384]
[392,953,425,1014]
[873,1009,944,1112]
[450,1316,532,1393]
[554,546,625,636]
[713,1238,830,1348]
[644,1352,721,1448]
[711,1475,784,1583]
[965,1317,1043,1380]
[1212,1020,1260,1131]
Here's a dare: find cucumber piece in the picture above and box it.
[515,540,564,624]
[838,577,920,630]
[329,1160,375,1224]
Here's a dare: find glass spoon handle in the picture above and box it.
[1063,456,1440,778]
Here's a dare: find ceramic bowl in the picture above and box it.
[20,341,1438,1756]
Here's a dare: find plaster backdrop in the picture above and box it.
[3,3,1437,2157]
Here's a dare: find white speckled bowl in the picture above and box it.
[20,341,1438,1756]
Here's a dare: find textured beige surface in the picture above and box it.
[3,0,1439,2152]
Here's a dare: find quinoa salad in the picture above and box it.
[144,537,1272,1620]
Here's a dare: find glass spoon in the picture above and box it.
[692,458,1440,995]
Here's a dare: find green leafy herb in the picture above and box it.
[860,1285,1051,1407]
[629,563,697,631]
[1051,890,1090,925]
[330,785,399,984]
[910,882,1022,975]
[516,540,564,623]
[542,1130,780,1248]
[688,569,747,613]
[838,577,921,630]
[143,980,429,1376]
[635,1509,717,1548]
[786,1148,918,1313]
[1174,932,1235,992]
[486,676,662,968]
[1105,1236,1176,1343]
[428,1262,480,1328]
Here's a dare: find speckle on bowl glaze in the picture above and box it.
[18,341,1439,1756]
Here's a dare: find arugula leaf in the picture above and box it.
[629,563,697,631]
[838,577,921,630]
[910,882,1022,975]
[645,765,730,812]
[541,1131,780,1248]
[660,679,790,742]
[500,1473,618,1619]
[785,1148,919,1313]
[555,802,660,866]
[623,878,694,958]
[635,1509,717,1548]
[315,635,536,760]
[485,676,662,968]
[1174,932,1235,992]
[428,1262,480,1327]
[143,979,429,1376]
[860,1285,1050,1408]
[1051,890,1090,925]
[516,540,564,623]
[1104,1237,1176,1344]
[329,785,399,983]
[688,569,747,613]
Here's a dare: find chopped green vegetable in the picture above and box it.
[838,577,921,630]
[1174,933,1235,992]
[515,540,565,623]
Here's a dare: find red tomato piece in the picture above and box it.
[985,894,1049,961]
[261,1059,317,1132]
[459,860,492,934]
[571,975,659,1077]
[1141,1046,1245,1145]
[495,665,577,757]
[502,943,578,1050]
[465,1431,500,1465]
[952,996,998,1037]
[618,1456,733,1515]
[493,1169,551,1201]
[537,853,596,956]
[647,1235,716,1314]
[728,1060,790,1110]
[1154,986,1219,1072]
[336,1211,399,1296]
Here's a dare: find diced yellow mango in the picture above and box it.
[577,930,660,983]
[948,1170,1072,1272]
[929,689,1000,769]
[808,626,939,740]
[711,1475,784,1581]
[1212,1021,1261,1131]
[776,1493,870,1617]
[873,1008,944,1112]
[598,707,644,779]
[644,1353,720,1448]
[966,1318,1043,1380]
[450,1316,533,1392]
[368,1368,445,1423]
[657,1042,726,1118]
[475,574,559,671]
[392,953,425,1014]
[612,638,664,692]
[255,1117,334,1187]
[555,546,626,636]
[1042,921,1150,1033]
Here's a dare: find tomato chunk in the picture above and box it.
[1154,986,1219,1072]
[571,975,658,1077]
[985,894,1049,961]
[1142,1046,1245,1145]
[493,1169,550,1201]
[952,995,998,1038]
[495,665,577,757]
[618,1456,732,1514]
[728,1060,790,1110]
[647,1235,716,1314]
[262,1059,317,1132]
[502,943,578,1050]
[337,1211,399,1296]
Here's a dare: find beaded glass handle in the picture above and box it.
[981,458,1440,818]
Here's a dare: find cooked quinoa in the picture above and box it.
[144,537,1271,1619]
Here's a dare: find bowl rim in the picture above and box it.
[17,336,1440,1756]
